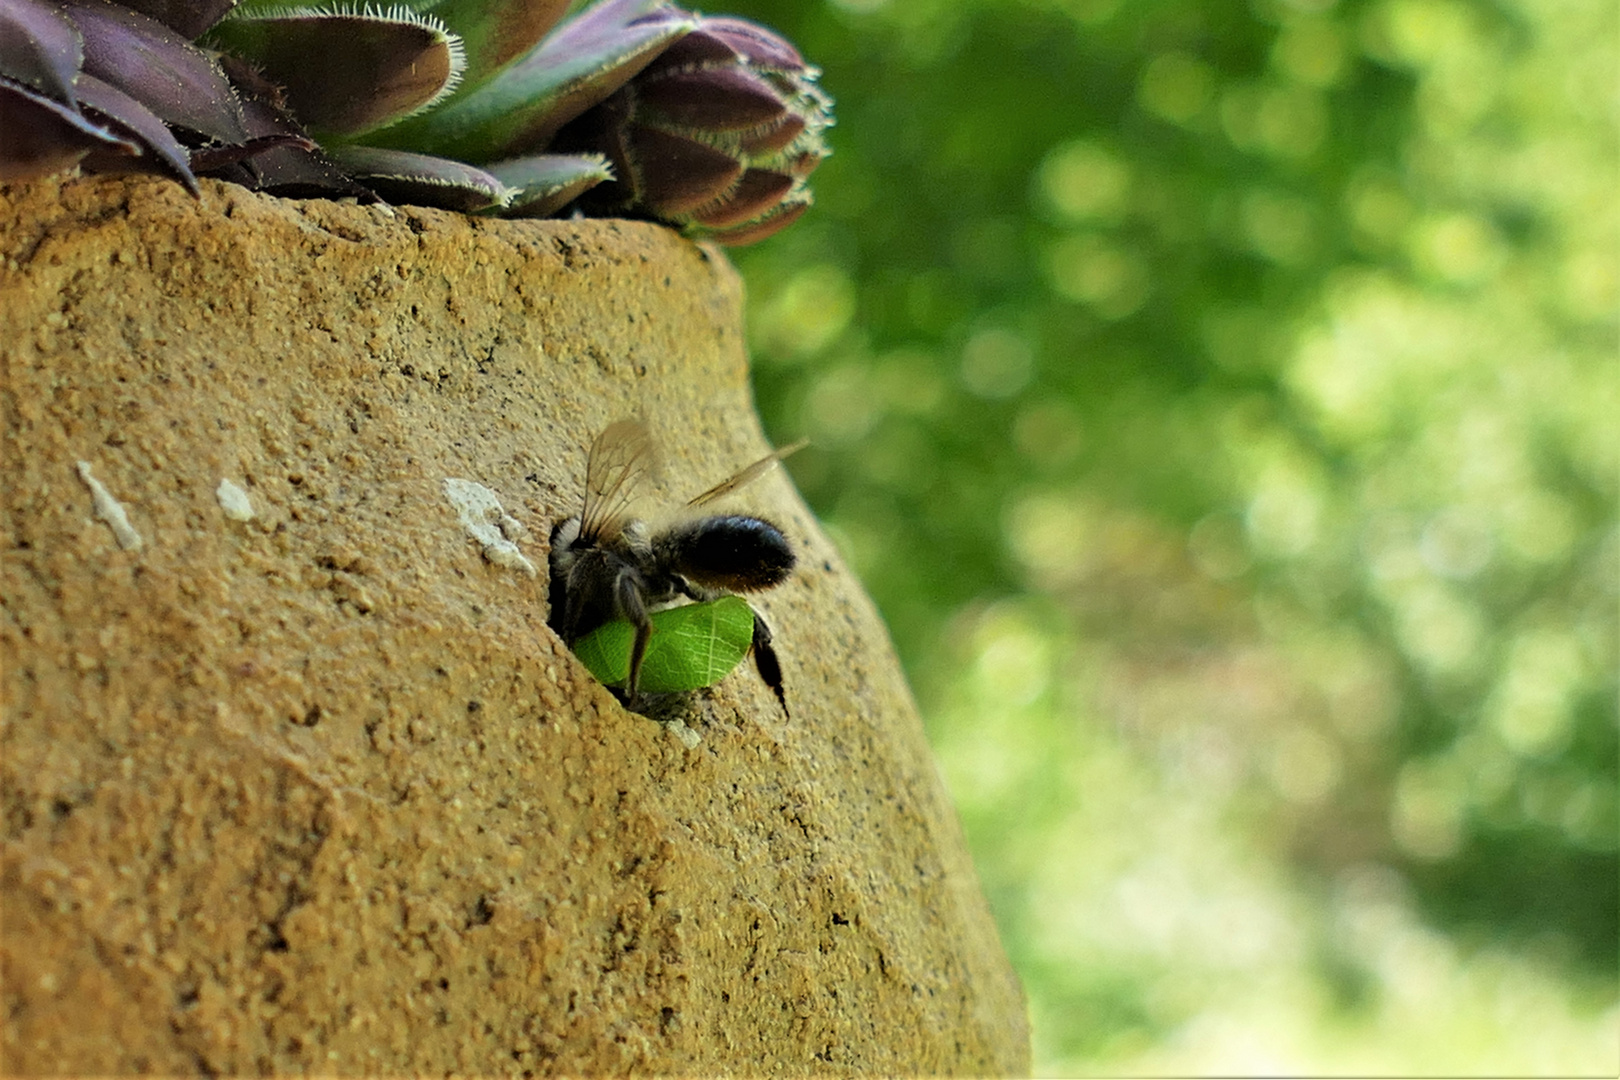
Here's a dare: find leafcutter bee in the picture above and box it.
[548,418,804,712]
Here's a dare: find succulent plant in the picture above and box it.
[551,15,831,245]
[0,0,832,243]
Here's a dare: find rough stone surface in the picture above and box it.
[0,177,1029,1075]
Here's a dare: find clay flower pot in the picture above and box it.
[0,176,1027,1074]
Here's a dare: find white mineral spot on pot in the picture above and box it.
[75,461,143,551]
[215,478,255,521]
[665,719,703,750]
[442,478,537,577]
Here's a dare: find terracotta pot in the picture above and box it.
[0,176,1027,1074]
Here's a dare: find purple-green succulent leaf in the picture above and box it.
[553,13,831,246]
[424,0,571,90]
[187,131,311,172]
[691,191,808,246]
[635,65,788,132]
[115,0,240,38]
[323,144,511,212]
[368,0,692,161]
[231,136,380,200]
[0,0,83,107]
[687,167,795,229]
[625,124,742,214]
[0,77,135,182]
[212,50,374,199]
[75,70,200,192]
[207,8,463,138]
[484,151,611,217]
[62,0,248,146]
[647,15,807,74]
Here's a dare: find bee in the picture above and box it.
[548,418,804,712]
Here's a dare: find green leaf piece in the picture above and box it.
[571,596,755,695]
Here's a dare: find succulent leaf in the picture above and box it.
[571,596,756,694]
[0,78,135,181]
[210,50,375,197]
[424,0,570,88]
[688,167,792,229]
[75,70,201,190]
[62,0,248,146]
[186,131,311,171]
[368,0,692,162]
[0,0,84,107]
[323,144,510,211]
[622,125,743,214]
[3,0,829,243]
[483,151,612,217]
[697,192,806,245]
[551,12,830,243]
[114,0,239,38]
[208,7,463,138]
[647,14,803,73]
[634,65,786,131]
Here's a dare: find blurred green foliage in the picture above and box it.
[728,0,1616,1071]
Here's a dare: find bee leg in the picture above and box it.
[615,570,652,709]
[750,608,789,718]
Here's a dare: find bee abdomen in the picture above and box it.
[660,515,795,593]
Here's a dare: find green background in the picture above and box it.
[724,0,1617,1072]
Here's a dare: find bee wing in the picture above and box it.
[580,418,655,542]
[687,438,809,508]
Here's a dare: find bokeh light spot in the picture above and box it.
[1488,629,1585,758]
[1410,213,1506,286]
[802,364,880,445]
[1222,84,1328,159]
[1272,18,1349,88]
[1046,234,1151,318]
[1345,167,1416,250]
[960,326,1035,399]
[1245,462,1323,558]
[1006,492,1092,587]
[754,263,856,358]
[1037,139,1132,223]
[1418,506,1494,579]
[1241,189,1319,265]
[1138,52,1216,125]
[1012,400,1085,468]
[1389,581,1486,679]
[968,603,1054,706]
[1392,758,1466,860]
[1268,727,1344,805]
